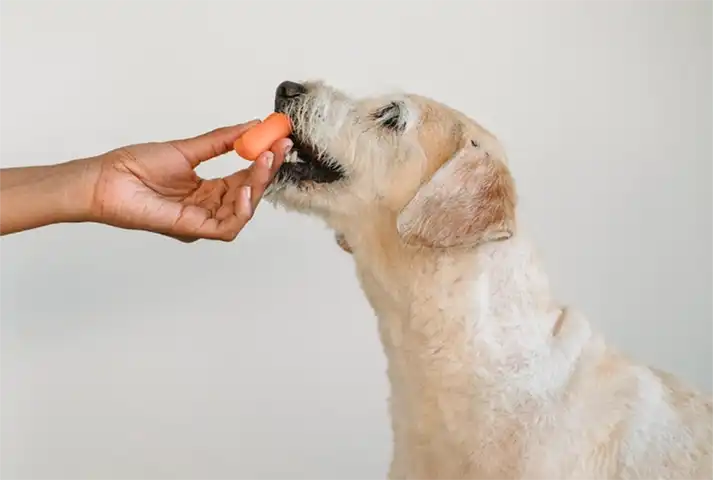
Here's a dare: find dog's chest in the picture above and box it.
[384,372,532,477]
[351,267,530,477]
[349,244,572,478]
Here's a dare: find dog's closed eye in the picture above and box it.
[371,102,405,132]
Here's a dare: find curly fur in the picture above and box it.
[267,80,713,479]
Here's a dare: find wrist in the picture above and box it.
[50,156,102,225]
[0,157,100,235]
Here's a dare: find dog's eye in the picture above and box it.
[371,102,404,132]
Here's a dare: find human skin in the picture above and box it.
[0,121,292,241]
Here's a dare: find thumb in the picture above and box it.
[171,120,260,167]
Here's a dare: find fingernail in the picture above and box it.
[264,152,274,169]
[283,140,293,155]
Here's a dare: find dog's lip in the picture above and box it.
[285,134,344,176]
[273,128,345,184]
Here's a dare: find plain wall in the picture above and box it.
[1,1,710,478]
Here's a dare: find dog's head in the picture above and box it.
[267,80,517,250]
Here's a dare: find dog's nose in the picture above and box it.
[276,80,306,99]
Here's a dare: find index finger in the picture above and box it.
[171,120,260,167]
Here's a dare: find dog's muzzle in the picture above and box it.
[272,80,345,186]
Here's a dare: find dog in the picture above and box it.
[265,80,713,479]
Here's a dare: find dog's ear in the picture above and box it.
[396,140,516,248]
[335,232,353,254]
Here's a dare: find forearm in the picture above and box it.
[0,158,97,235]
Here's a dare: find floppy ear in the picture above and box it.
[396,141,516,248]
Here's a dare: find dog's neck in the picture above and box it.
[334,212,596,476]
[337,211,584,393]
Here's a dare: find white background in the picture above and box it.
[1,1,710,478]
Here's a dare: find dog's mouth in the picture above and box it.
[274,131,345,185]
[272,80,345,186]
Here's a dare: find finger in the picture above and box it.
[238,154,270,212]
[206,185,254,241]
[184,186,254,241]
[269,138,293,176]
[215,152,269,216]
[170,235,200,244]
[216,166,253,220]
[251,152,273,188]
[171,120,260,167]
[213,143,288,222]
[218,138,290,191]
[147,228,202,244]
[248,141,291,208]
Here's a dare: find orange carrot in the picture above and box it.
[234,112,292,161]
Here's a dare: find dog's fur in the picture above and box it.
[267,80,713,479]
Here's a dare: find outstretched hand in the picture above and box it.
[88,122,292,242]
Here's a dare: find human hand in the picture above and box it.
[87,122,292,242]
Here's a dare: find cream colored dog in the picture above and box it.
[266,80,712,479]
